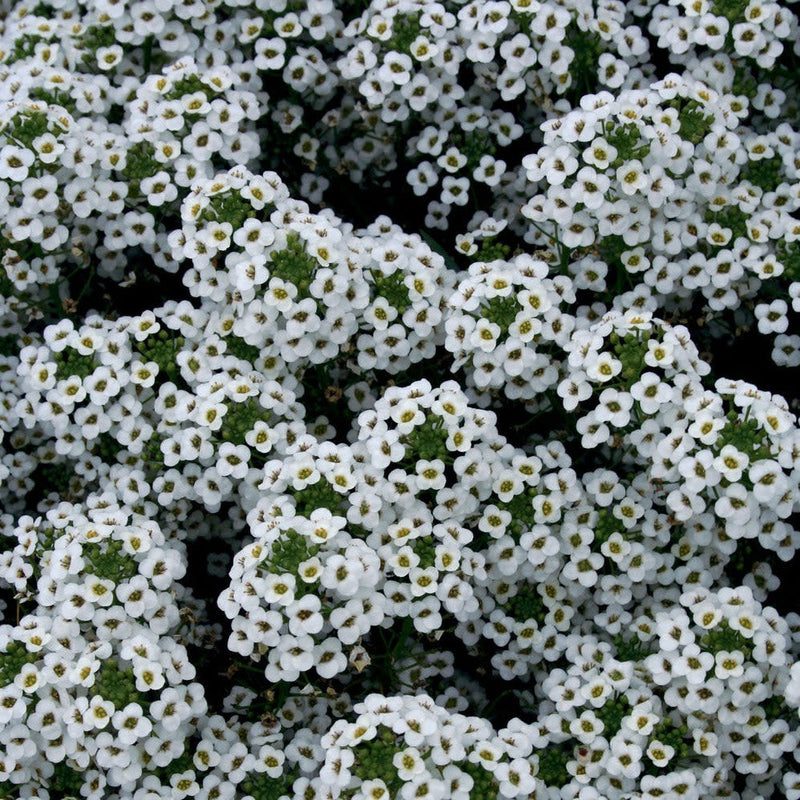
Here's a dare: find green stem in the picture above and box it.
[143,35,154,75]
[391,616,414,659]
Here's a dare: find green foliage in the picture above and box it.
[455,131,497,172]
[731,63,759,98]
[351,727,402,791]
[27,87,73,108]
[474,240,512,263]
[371,269,412,314]
[82,539,138,583]
[269,529,320,576]
[293,478,344,516]
[241,771,297,800]
[219,399,269,446]
[459,759,500,800]
[0,640,38,688]
[650,718,691,765]
[504,583,546,624]
[777,240,800,281]
[595,235,634,294]
[497,490,537,540]
[609,331,649,388]
[81,24,118,54]
[411,536,436,569]
[401,416,449,462]
[727,541,755,574]
[481,295,519,335]
[135,331,185,384]
[93,660,141,708]
[535,745,571,787]
[0,335,17,358]
[565,27,602,96]
[54,349,97,381]
[701,620,751,656]
[675,100,714,145]
[763,694,792,722]
[595,695,630,738]
[48,763,85,797]
[705,205,748,240]
[141,433,166,471]
[225,336,262,363]
[613,634,654,662]
[202,191,258,230]
[167,75,213,101]
[31,461,74,497]
[604,122,649,166]
[123,142,160,182]
[592,508,621,547]
[716,413,771,462]
[9,34,46,65]
[269,232,320,299]
[387,13,422,54]
[741,155,784,194]
[711,0,750,23]
[6,109,51,144]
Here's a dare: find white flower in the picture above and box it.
[0,144,34,181]
[321,554,364,597]
[263,573,296,606]
[646,740,675,768]
[606,739,643,779]
[713,445,749,482]
[216,442,251,479]
[314,638,347,679]
[755,299,789,334]
[112,702,152,745]
[495,757,537,797]
[277,633,315,676]
[390,400,425,433]
[416,459,447,491]
[441,176,470,206]
[630,372,672,414]
[714,649,745,679]
[379,52,413,85]
[287,594,324,636]
[585,352,622,383]
[557,372,592,411]
[616,160,648,195]
[570,709,605,744]
[393,747,425,780]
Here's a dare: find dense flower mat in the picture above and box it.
[0,0,799,798]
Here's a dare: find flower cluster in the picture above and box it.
[222,379,518,682]
[0,101,98,317]
[173,167,455,378]
[0,499,209,798]
[511,584,800,799]
[649,0,796,67]
[321,0,655,232]
[14,302,311,521]
[444,252,577,401]
[317,693,539,800]
[521,74,800,364]
[561,312,799,558]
